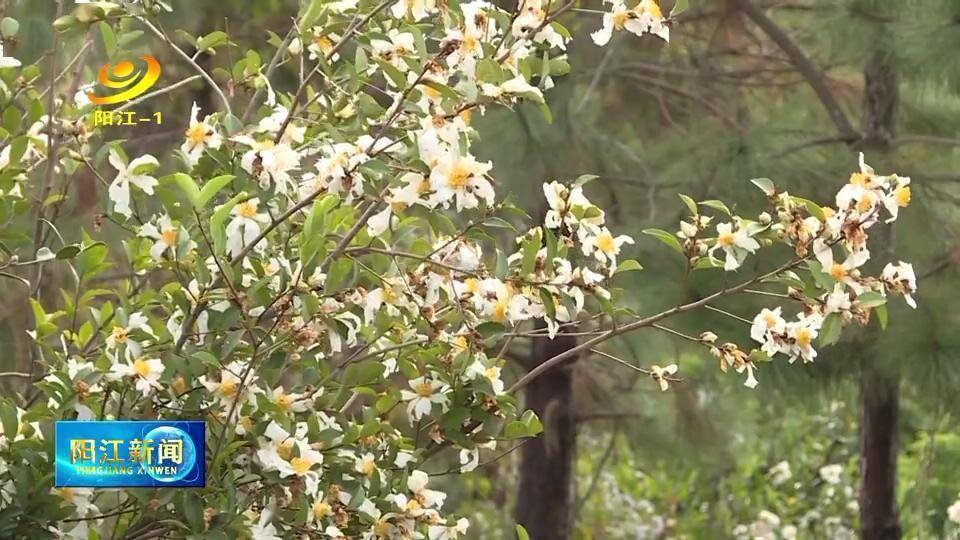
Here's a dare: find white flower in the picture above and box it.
[580,225,634,270]
[480,279,535,324]
[785,313,822,363]
[400,377,449,422]
[882,261,917,308]
[466,360,505,394]
[768,461,792,486]
[225,198,270,258]
[591,0,669,46]
[181,102,222,167]
[199,361,258,407]
[882,176,911,223]
[459,448,480,473]
[428,517,470,539]
[819,463,843,485]
[750,307,786,357]
[824,283,852,314]
[814,239,869,291]
[108,357,164,396]
[542,181,592,229]
[391,0,437,21]
[947,498,960,525]
[372,29,416,71]
[138,215,194,260]
[233,136,300,195]
[271,386,310,414]
[54,487,99,518]
[105,312,153,361]
[649,363,678,391]
[355,453,378,478]
[408,470,447,509]
[710,222,760,271]
[428,150,494,211]
[107,150,158,218]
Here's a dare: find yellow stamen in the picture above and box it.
[894,185,911,207]
[830,263,847,280]
[717,232,735,247]
[132,358,151,378]
[796,328,811,348]
[236,200,258,219]
[290,456,311,476]
[111,326,128,344]
[447,162,471,189]
[219,378,237,397]
[275,392,293,412]
[415,381,434,398]
[313,500,332,520]
[184,123,207,146]
[596,231,616,254]
[161,228,178,246]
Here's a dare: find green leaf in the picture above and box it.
[615,259,643,274]
[196,174,235,209]
[642,228,683,254]
[520,229,541,275]
[856,291,886,309]
[750,177,775,196]
[699,199,731,216]
[98,21,116,56]
[196,31,228,53]
[875,303,888,330]
[818,313,842,346]
[165,173,201,207]
[678,193,697,215]
[0,401,17,441]
[516,525,531,540]
[573,174,598,187]
[672,0,689,16]
[56,244,81,259]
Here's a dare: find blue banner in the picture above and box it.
[55,420,205,488]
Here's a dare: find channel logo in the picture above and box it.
[86,55,161,106]
[55,420,205,488]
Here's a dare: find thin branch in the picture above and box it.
[508,256,805,393]
[139,18,232,116]
[735,0,859,142]
[114,75,201,112]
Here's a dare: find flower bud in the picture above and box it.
[759,212,772,224]
[700,331,718,343]
[288,37,302,56]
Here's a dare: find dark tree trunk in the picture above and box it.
[858,47,902,540]
[859,365,901,540]
[514,327,578,540]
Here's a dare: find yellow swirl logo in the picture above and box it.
[87,56,161,106]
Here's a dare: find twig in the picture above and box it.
[139,17,232,116]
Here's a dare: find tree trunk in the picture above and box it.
[859,365,901,540]
[514,327,578,540]
[859,47,902,540]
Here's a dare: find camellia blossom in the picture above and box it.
[107,150,158,218]
[181,102,221,167]
[138,215,195,260]
[649,363,678,391]
[591,0,669,47]
[107,356,164,396]
[882,261,918,308]
[225,198,270,258]
[428,150,494,211]
[710,221,760,271]
[400,377,449,422]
